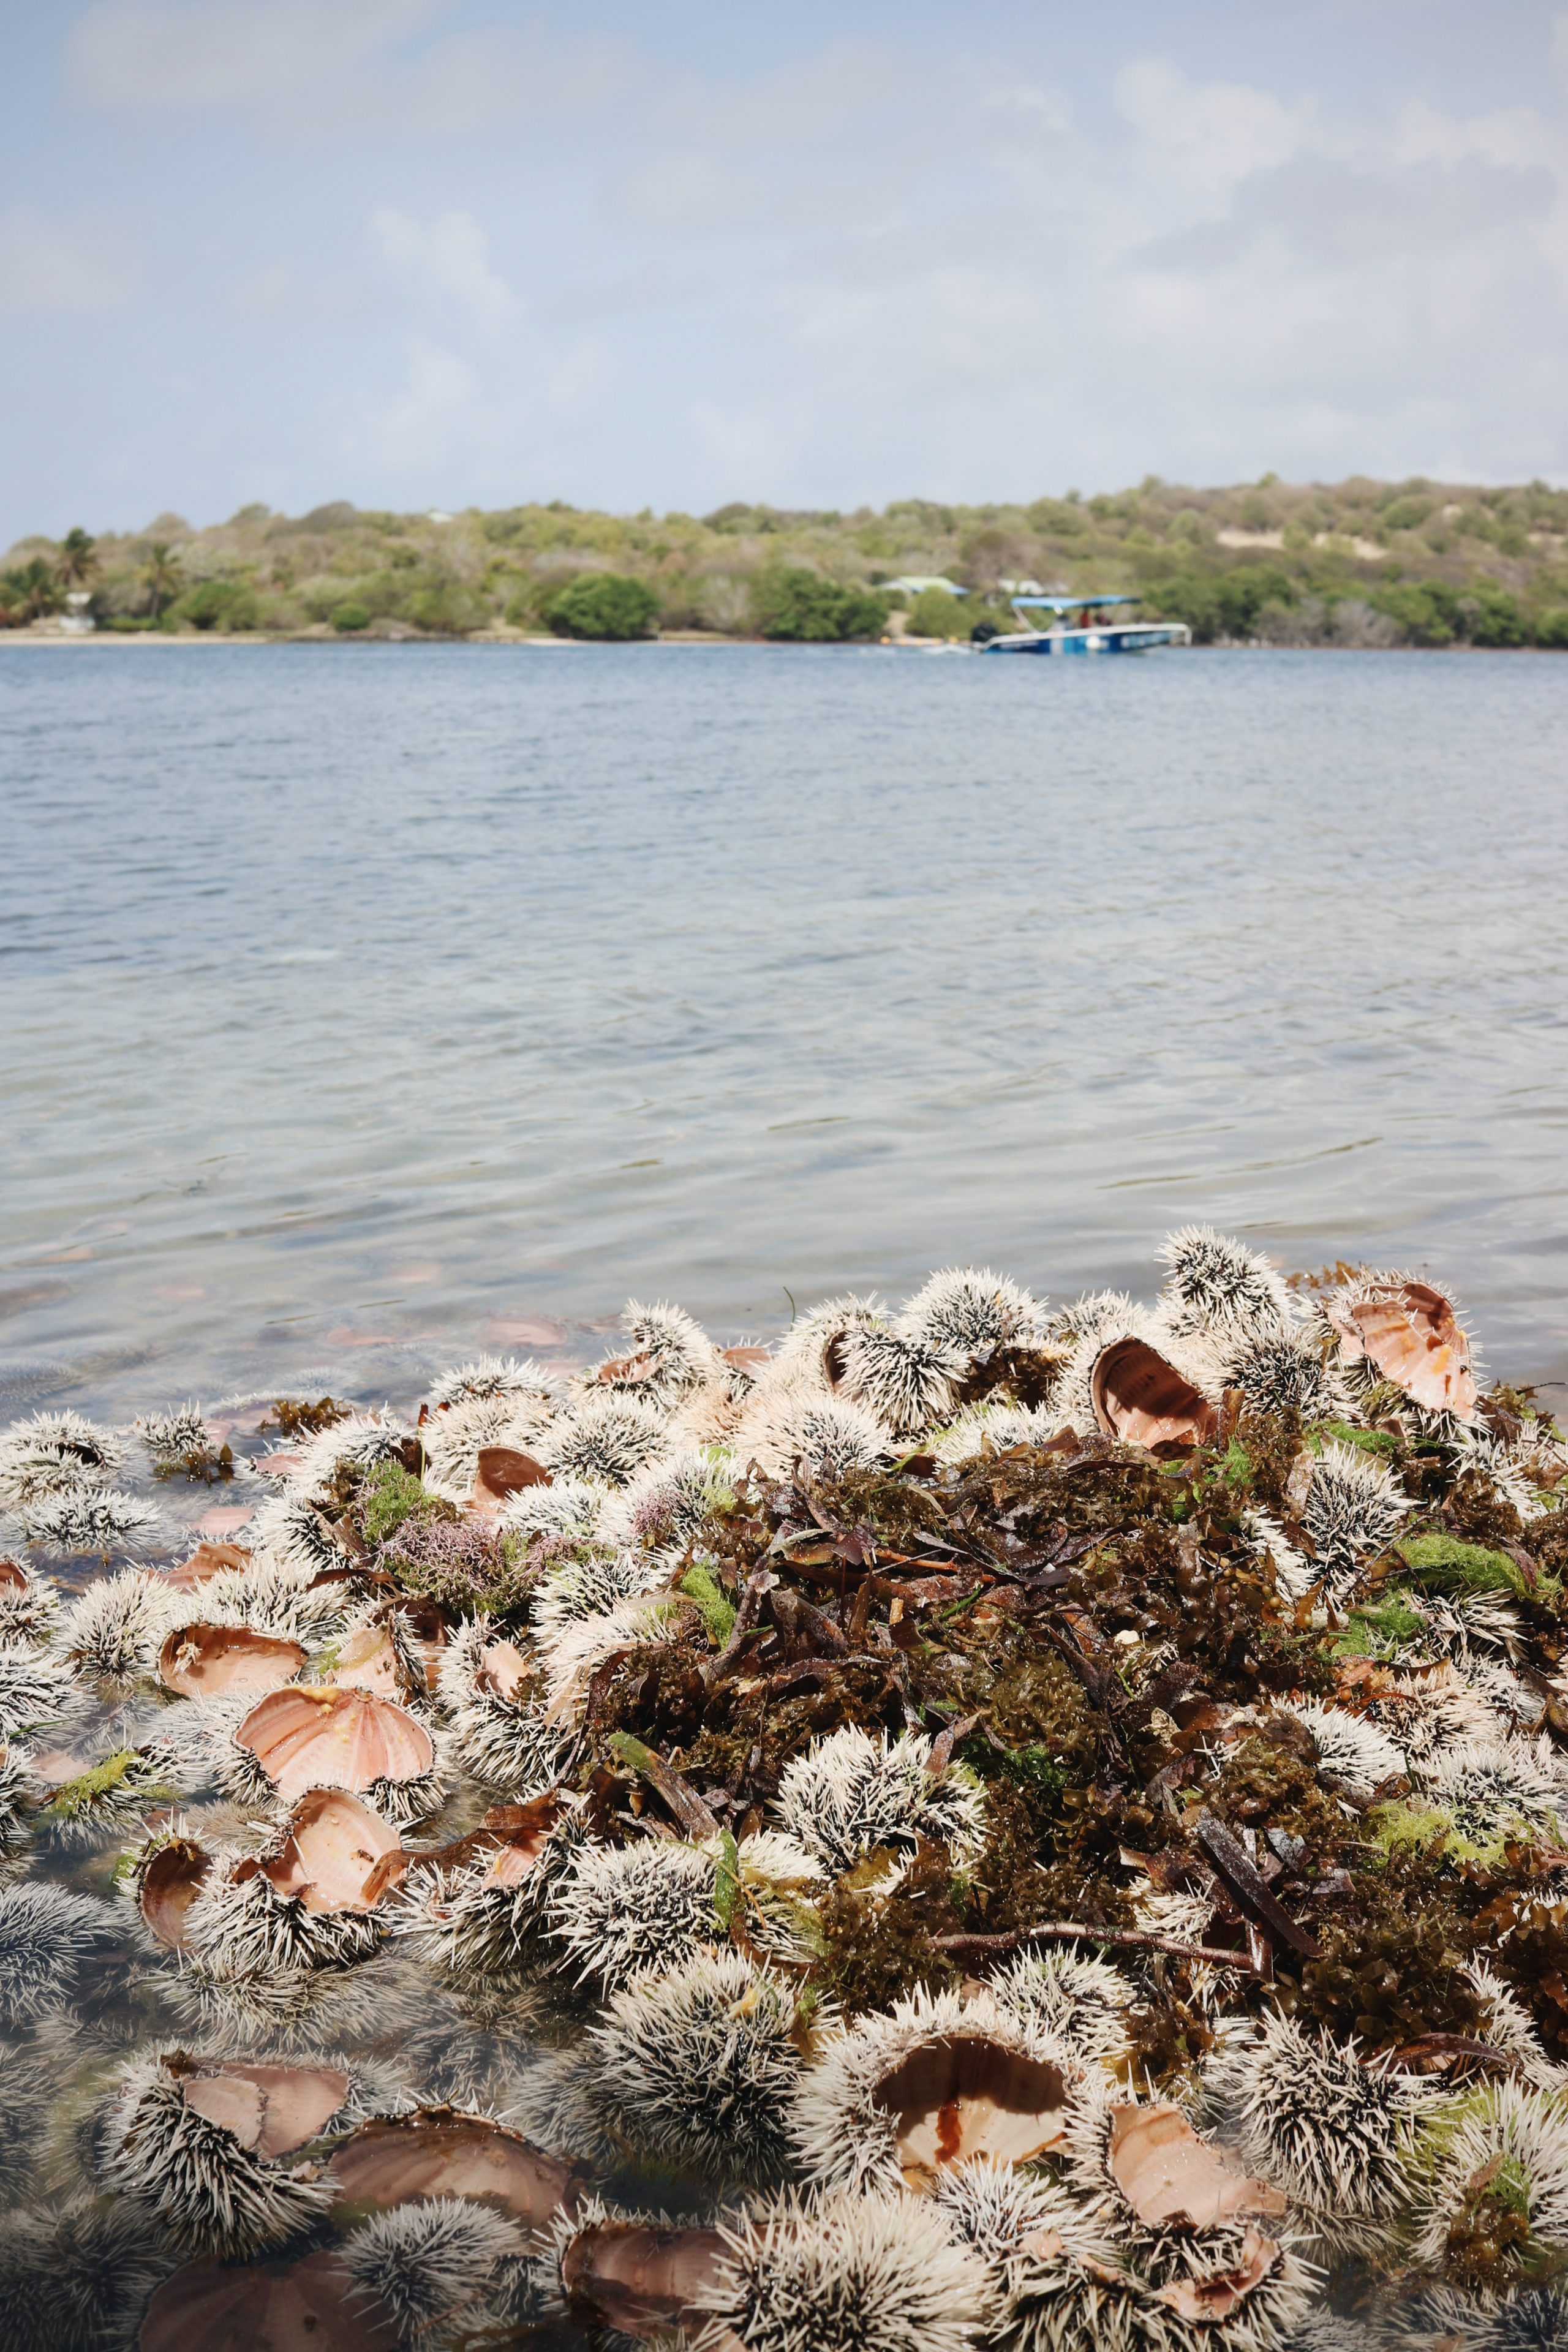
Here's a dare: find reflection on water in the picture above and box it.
[1,641,1566,1417]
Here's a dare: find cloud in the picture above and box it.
[1114,54,1315,199]
[67,0,627,134]
[0,206,143,314]
[229,257,365,320]
[356,333,490,471]
[370,206,521,335]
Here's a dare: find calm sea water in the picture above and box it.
[2,641,1566,1423]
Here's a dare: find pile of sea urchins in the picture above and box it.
[2,1232,1568,2350]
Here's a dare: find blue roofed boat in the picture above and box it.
[978,592,1190,655]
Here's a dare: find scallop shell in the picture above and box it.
[1090,1336,1219,1453]
[243,1787,404,1915]
[139,1837,213,1950]
[326,2108,586,2242]
[874,2038,1072,2187]
[1325,1278,1478,1419]
[234,1686,435,1806]
[140,2250,395,2351]
[561,2220,729,2338]
[181,2059,350,2158]
[159,1623,307,1700]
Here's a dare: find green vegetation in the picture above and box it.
[5,473,1568,644]
[544,570,659,639]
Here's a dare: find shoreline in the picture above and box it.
[3,628,1564,652]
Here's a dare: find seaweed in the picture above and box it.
[262,1394,350,1440]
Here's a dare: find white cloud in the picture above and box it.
[67,0,626,134]
[0,206,143,314]
[68,0,435,108]
[357,333,488,470]
[230,258,364,320]
[1114,55,1315,199]
[370,206,521,335]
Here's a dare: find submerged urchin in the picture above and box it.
[0,1640,85,1740]
[0,1411,128,1502]
[1202,2011,1433,2254]
[0,1558,60,1646]
[986,1947,1136,2066]
[1156,1225,1295,1345]
[36,1741,183,1849]
[588,1950,810,2184]
[772,1723,986,1876]
[0,2195,173,2352]
[546,1838,720,1994]
[0,1882,115,2026]
[695,2187,988,2352]
[97,2049,339,2258]
[342,2196,527,2343]
[15,1485,162,1557]
[1300,1442,1412,1596]
[135,1403,214,1465]
[538,1393,670,1488]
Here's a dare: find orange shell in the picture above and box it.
[1090,1338,1219,1454]
[139,1838,211,1951]
[873,2037,1071,2187]
[140,2250,396,2351]
[235,1685,434,1805]
[1327,1280,1478,1419]
[248,1787,403,1915]
[327,2109,586,2242]
[159,1623,307,1700]
[181,2061,350,2159]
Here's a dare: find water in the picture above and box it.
[2,641,1566,1422]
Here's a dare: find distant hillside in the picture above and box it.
[6,475,1568,647]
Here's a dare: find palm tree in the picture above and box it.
[6,558,62,620]
[142,541,183,617]
[55,527,98,588]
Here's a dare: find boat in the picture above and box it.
[977,592,1189,655]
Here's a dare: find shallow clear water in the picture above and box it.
[2,640,1566,1421]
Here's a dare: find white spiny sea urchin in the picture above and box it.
[827,1322,962,1439]
[97,2049,337,2258]
[736,1384,894,1478]
[15,1485,162,1556]
[417,1389,557,1497]
[986,1947,1136,2066]
[1409,2080,1568,2277]
[1300,1443,1412,1596]
[287,1409,414,1498]
[933,1401,1065,1465]
[931,2157,1153,2352]
[772,1723,986,1875]
[0,1883,115,2025]
[527,1547,668,1646]
[1157,1225,1295,1344]
[898,1265,1049,1359]
[58,1567,179,1682]
[0,1559,60,1646]
[696,2187,989,2352]
[0,2195,173,2352]
[0,1641,84,1740]
[538,1393,670,1488]
[1221,1330,1348,1424]
[342,2196,528,2342]
[436,1617,569,1793]
[546,1838,720,1994]
[1415,1736,1565,1844]
[1202,2011,1433,2255]
[1281,1703,1406,1801]
[135,1403,214,1464]
[244,1489,346,1582]
[588,1950,810,2184]
[0,1411,128,1502]
[427,1354,555,1408]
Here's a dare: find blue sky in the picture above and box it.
[2,0,1566,542]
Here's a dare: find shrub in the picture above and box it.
[1468,585,1527,647]
[907,587,969,639]
[1372,581,1462,646]
[405,579,489,635]
[752,568,888,641]
[1535,608,1568,649]
[170,579,259,631]
[330,601,371,632]
[543,571,660,639]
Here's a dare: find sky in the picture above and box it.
[1,0,1566,542]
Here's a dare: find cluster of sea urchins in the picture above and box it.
[2,1237,1568,2346]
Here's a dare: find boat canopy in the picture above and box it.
[1008,593,1139,611]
